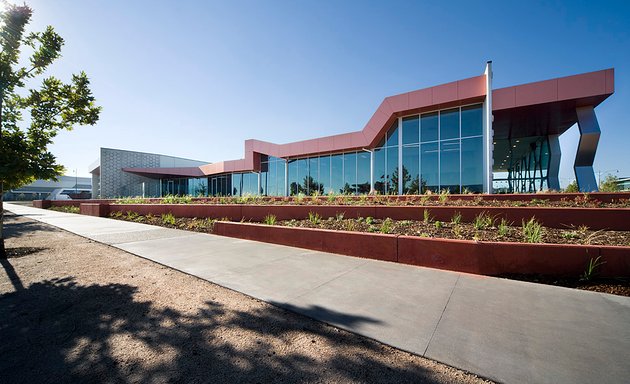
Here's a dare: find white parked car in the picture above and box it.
[46,189,74,200]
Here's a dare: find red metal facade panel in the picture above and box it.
[557,70,606,100]
[407,87,433,110]
[605,69,615,94]
[457,76,487,100]
[492,87,516,110]
[431,80,459,105]
[514,78,558,106]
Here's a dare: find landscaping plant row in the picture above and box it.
[76,202,630,231]
[34,191,630,208]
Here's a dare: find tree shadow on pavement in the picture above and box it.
[3,212,57,239]
[0,276,449,383]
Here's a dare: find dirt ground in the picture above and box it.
[0,212,493,384]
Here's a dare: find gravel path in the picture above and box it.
[1,212,492,383]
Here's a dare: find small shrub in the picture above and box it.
[126,211,139,221]
[438,189,450,204]
[49,205,80,214]
[581,256,606,281]
[365,216,374,225]
[522,217,543,243]
[562,231,579,240]
[161,212,176,226]
[451,211,462,225]
[264,214,277,225]
[308,211,321,224]
[335,212,345,221]
[584,229,605,245]
[380,218,393,234]
[115,196,148,204]
[452,225,462,238]
[498,218,511,237]
[473,212,494,230]
[327,193,336,203]
[434,220,443,229]
[423,209,433,223]
[161,194,193,204]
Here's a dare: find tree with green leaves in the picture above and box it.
[564,180,579,193]
[599,174,620,192]
[0,3,101,258]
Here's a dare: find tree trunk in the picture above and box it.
[0,181,5,259]
[0,93,5,259]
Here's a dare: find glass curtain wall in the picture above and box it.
[208,174,232,196]
[205,104,483,197]
[285,151,366,195]
[160,177,208,196]
[508,138,550,193]
[374,120,399,194]
[260,155,286,196]
[375,103,483,194]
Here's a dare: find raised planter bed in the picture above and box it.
[94,203,630,231]
[33,191,630,209]
[213,221,630,278]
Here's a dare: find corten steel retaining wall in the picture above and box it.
[82,203,630,231]
[79,203,110,217]
[213,222,630,278]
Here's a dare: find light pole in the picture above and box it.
[597,169,619,187]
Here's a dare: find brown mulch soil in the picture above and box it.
[1,212,493,383]
[278,217,630,247]
[497,274,630,297]
[107,212,630,247]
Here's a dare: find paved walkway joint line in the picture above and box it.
[424,274,460,356]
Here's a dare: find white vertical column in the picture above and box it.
[483,61,494,194]
[370,150,374,193]
[284,160,289,196]
[257,172,261,195]
[398,116,403,195]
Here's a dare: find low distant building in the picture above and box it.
[3,176,92,201]
[89,148,209,198]
[617,177,630,191]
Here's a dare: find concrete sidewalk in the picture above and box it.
[5,203,630,384]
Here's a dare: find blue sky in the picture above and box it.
[21,0,630,185]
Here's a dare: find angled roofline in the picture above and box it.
[151,68,614,178]
[200,73,488,176]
